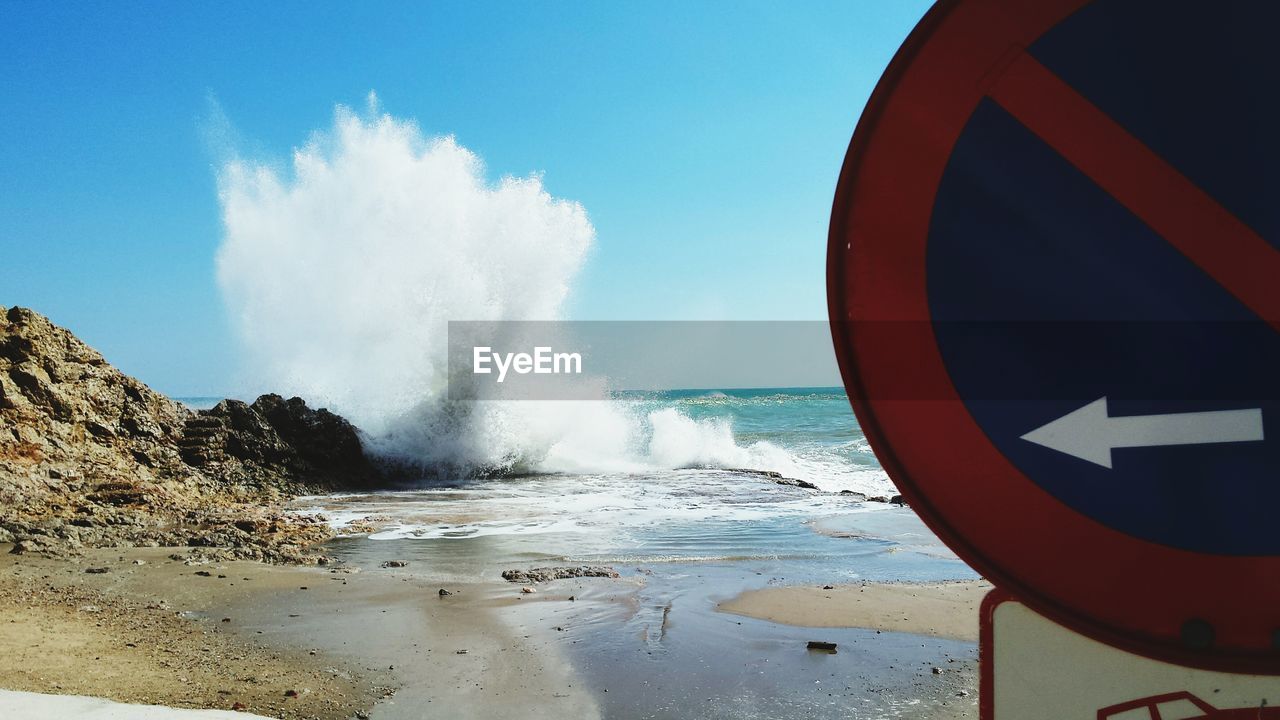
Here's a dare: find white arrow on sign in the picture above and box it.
[1020,397,1264,468]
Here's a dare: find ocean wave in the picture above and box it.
[214,101,885,491]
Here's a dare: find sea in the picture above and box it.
[181,387,970,581]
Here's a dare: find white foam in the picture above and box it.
[297,466,896,544]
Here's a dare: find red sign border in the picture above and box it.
[828,0,1280,672]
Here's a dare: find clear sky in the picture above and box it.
[0,1,931,396]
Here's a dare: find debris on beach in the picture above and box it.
[438,588,452,596]
[501,566,619,583]
[380,560,408,568]
[521,586,536,594]
[806,641,838,653]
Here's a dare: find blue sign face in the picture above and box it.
[927,0,1280,555]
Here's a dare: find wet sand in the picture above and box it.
[223,568,600,720]
[716,580,993,641]
[0,545,593,720]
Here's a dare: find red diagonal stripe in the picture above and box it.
[988,53,1280,331]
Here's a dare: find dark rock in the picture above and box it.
[501,566,620,583]
[839,490,867,500]
[890,494,907,506]
[252,393,371,477]
[381,560,408,568]
[182,394,381,492]
[84,567,109,574]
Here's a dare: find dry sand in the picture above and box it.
[0,546,389,719]
[717,580,993,641]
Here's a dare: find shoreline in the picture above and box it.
[716,580,992,642]
[0,541,984,719]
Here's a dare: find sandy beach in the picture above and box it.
[717,581,993,642]
[0,540,985,719]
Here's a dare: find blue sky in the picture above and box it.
[0,1,931,395]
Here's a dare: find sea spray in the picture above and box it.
[216,98,597,469]
[214,98,877,488]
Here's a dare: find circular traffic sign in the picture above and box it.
[829,0,1280,671]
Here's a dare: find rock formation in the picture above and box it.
[180,394,379,492]
[0,306,382,562]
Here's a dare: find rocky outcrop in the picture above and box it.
[0,306,381,562]
[180,394,379,492]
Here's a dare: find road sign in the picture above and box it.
[981,591,1280,719]
[828,0,1280,669]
